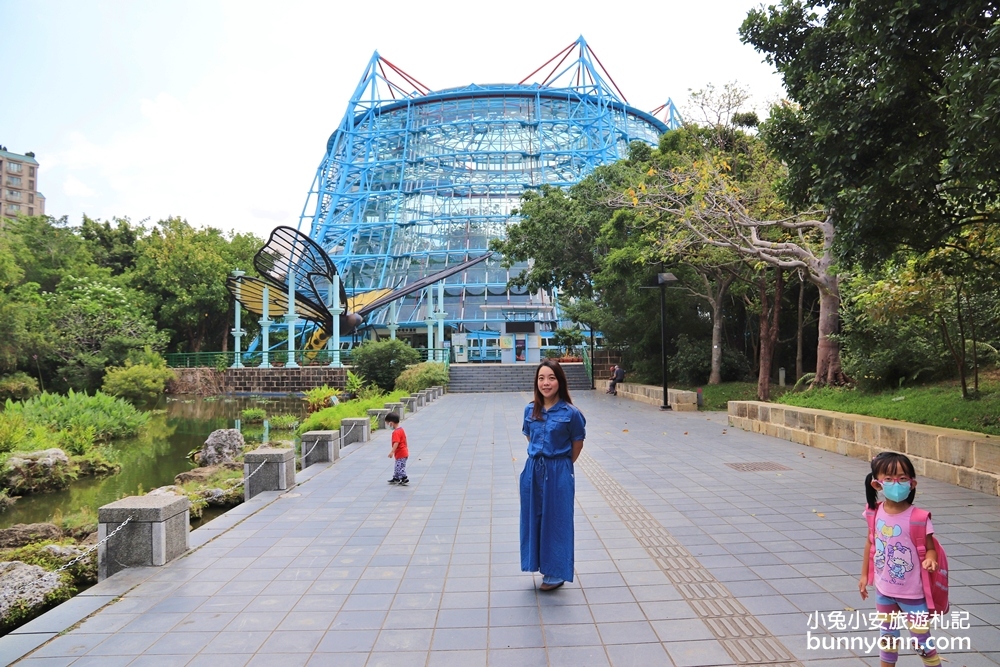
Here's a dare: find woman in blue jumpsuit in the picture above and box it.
[520,360,586,591]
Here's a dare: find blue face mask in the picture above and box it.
[881,480,911,502]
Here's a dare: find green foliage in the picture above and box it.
[0,372,40,402]
[240,407,266,423]
[102,361,176,405]
[668,335,752,386]
[297,391,408,434]
[395,362,449,393]
[551,328,585,356]
[129,217,263,353]
[741,1,1000,265]
[0,412,30,453]
[676,381,789,411]
[356,384,386,401]
[268,414,299,430]
[4,390,149,441]
[349,340,420,391]
[55,424,96,456]
[303,385,341,412]
[344,370,365,395]
[51,506,98,539]
[44,276,168,392]
[72,446,121,477]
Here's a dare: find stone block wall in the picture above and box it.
[224,367,347,394]
[608,381,698,412]
[728,401,1000,496]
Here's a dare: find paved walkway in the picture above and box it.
[7,391,1000,666]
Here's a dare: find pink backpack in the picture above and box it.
[864,504,949,613]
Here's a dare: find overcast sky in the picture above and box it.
[1,0,786,240]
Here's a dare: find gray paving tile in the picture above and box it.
[662,638,734,666]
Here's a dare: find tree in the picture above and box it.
[45,276,167,391]
[613,123,849,391]
[80,215,141,276]
[551,327,585,357]
[741,1,1000,265]
[129,218,261,352]
[0,215,99,292]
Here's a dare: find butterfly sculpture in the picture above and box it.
[226,226,492,351]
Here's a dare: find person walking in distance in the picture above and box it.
[386,413,409,485]
[520,360,586,591]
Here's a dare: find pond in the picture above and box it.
[0,395,309,529]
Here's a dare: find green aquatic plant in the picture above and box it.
[4,390,148,442]
[268,414,299,430]
[240,407,266,423]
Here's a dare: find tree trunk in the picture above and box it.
[811,216,848,387]
[757,269,783,401]
[708,274,733,385]
[796,272,805,381]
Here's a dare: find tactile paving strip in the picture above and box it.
[725,461,793,472]
[578,452,802,666]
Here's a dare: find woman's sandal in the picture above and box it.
[539,581,564,592]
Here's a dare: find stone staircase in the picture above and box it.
[448,363,593,393]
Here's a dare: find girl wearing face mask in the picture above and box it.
[860,452,941,667]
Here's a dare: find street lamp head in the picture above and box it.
[657,272,678,285]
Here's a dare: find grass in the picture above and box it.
[776,379,1000,436]
[678,376,1000,436]
[675,382,790,411]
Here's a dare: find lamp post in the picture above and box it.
[654,272,678,410]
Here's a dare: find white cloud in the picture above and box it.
[16,1,789,238]
[63,175,96,197]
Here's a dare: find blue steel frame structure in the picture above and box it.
[297,37,679,339]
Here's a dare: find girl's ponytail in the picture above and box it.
[865,472,878,510]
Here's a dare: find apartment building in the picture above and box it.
[0,147,45,220]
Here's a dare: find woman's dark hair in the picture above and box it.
[865,452,918,509]
[532,359,573,420]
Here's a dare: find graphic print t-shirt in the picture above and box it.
[392,428,408,459]
[870,505,933,600]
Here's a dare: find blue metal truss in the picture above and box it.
[297,37,679,335]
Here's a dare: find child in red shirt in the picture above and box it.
[386,413,408,485]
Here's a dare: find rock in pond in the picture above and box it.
[0,561,71,630]
[174,462,241,484]
[1,449,74,495]
[0,523,63,549]
[198,429,245,466]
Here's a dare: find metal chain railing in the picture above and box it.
[300,420,364,463]
[56,515,134,573]
[224,459,269,489]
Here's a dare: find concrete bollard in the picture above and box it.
[418,389,432,404]
[384,402,405,420]
[243,447,296,501]
[340,417,370,447]
[299,430,339,468]
[411,392,425,408]
[97,495,190,581]
[401,396,417,413]
[432,386,443,399]
[367,409,391,430]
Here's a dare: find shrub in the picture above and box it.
[4,390,148,442]
[269,414,299,430]
[102,362,175,405]
[303,385,341,412]
[395,362,449,393]
[668,335,753,386]
[0,373,40,402]
[349,339,420,391]
[0,413,30,454]
[356,384,386,401]
[297,390,408,434]
[240,407,266,423]
[55,424,96,456]
[345,370,365,395]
